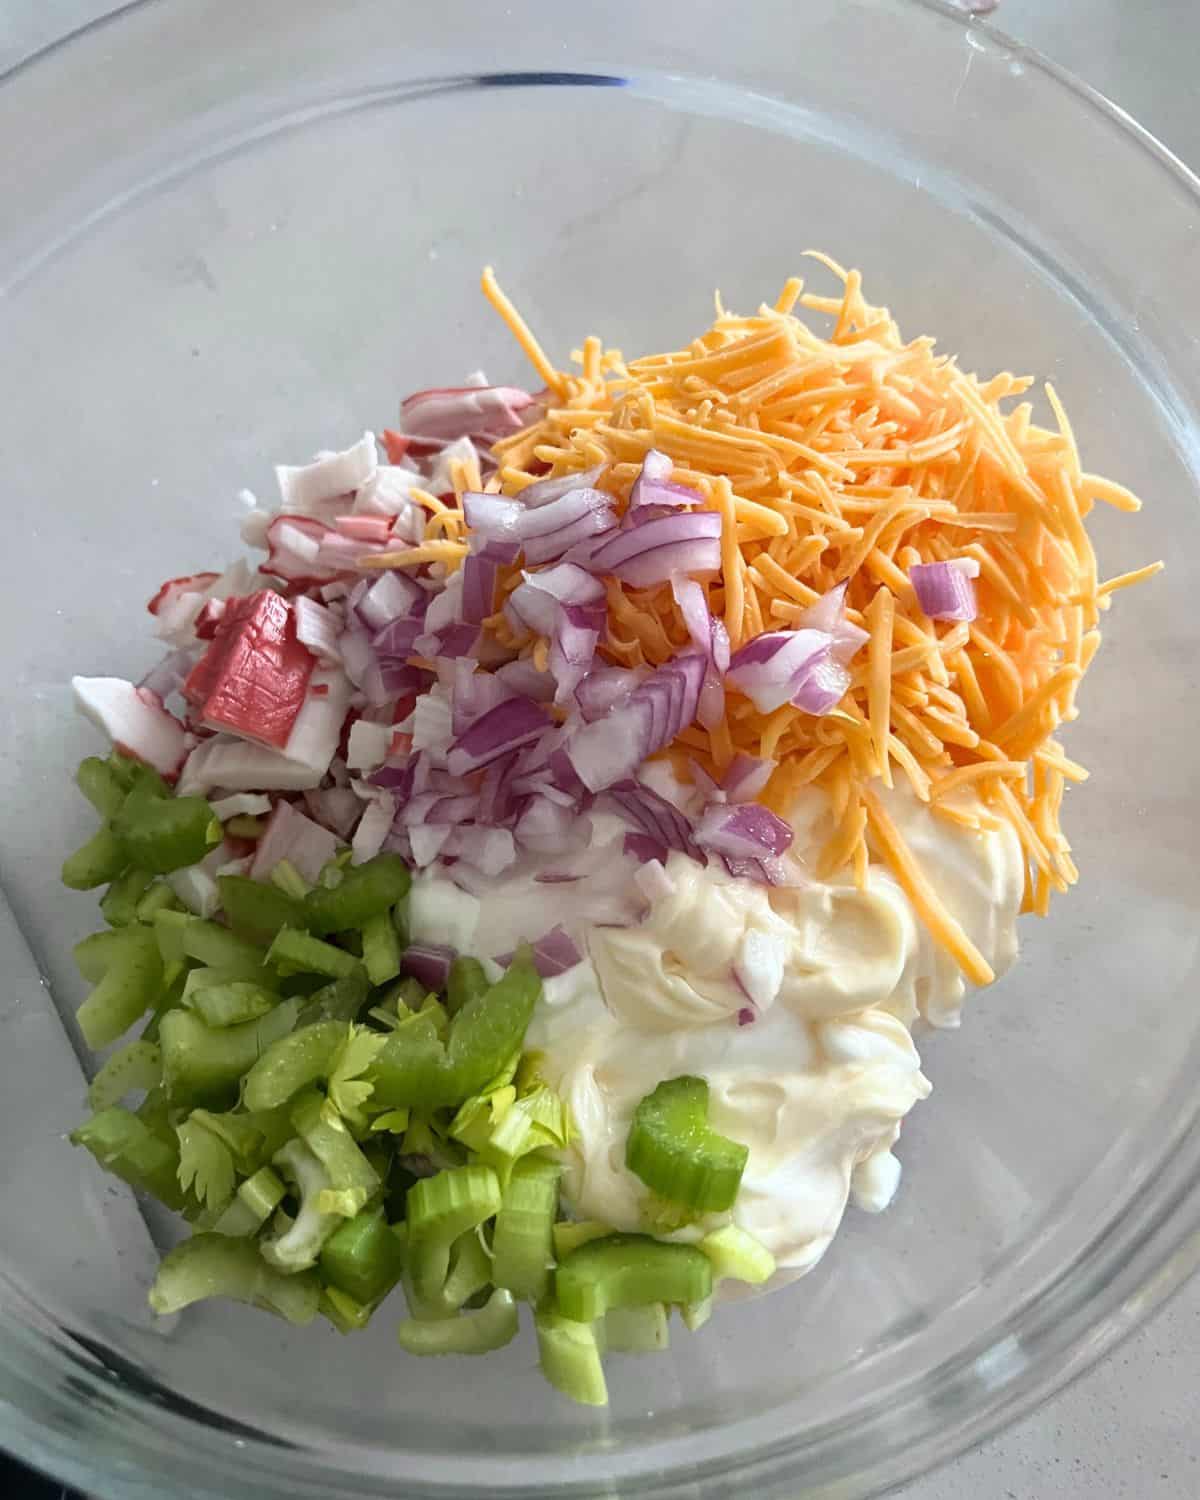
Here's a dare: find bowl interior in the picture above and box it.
[1,3,1199,1497]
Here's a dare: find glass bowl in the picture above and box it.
[1,2,1198,1496]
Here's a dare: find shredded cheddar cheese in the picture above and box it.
[479,260,1160,977]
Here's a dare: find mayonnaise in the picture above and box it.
[408,783,1023,1288]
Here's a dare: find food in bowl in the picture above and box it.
[61,258,1160,1404]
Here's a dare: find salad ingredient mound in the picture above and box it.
[62,259,1158,1406]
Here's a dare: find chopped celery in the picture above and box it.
[368,949,540,1112]
[407,1165,502,1308]
[371,1107,410,1135]
[321,1286,374,1334]
[303,853,411,936]
[176,1117,236,1210]
[73,927,131,982]
[76,926,165,1049]
[270,858,311,900]
[241,1019,348,1112]
[186,978,278,1029]
[108,754,170,799]
[361,910,403,986]
[266,927,363,981]
[605,1302,670,1354]
[211,1166,287,1236]
[391,897,410,950]
[100,867,156,927]
[555,1234,713,1324]
[697,1224,776,1286]
[75,756,129,819]
[209,1196,263,1238]
[159,1000,299,1107]
[134,881,180,923]
[152,908,193,965]
[189,1108,280,1171]
[87,1039,163,1111]
[149,1234,320,1325]
[71,1106,187,1211]
[396,1288,517,1356]
[217,874,309,945]
[679,1295,713,1332]
[482,1085,570,1172]
[62,825,129,891]
[113,786,220,874]
[324,1026,387,1130]
[552,1220,612,1260]
[296,972,369,1027]
[260,1139,342,1272]
[320,1207,406,1306]
[446,956,488,1017]
[291,1091,380,1207]
[439,1230,493,1313]
[181,919,273,981]
[492,1157,561,1303]
[535,1310,608,1407]
[625,1075,749,1214]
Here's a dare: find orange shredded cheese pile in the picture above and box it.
[433,259,1162,982]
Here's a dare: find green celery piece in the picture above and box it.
[605,1302,670,1354]
[679,1295,713,1332]
[555,1234,712,1324]
[188,1109,274,1172]
[492,1157,561,1303]
[217,874,309,945]
[482,1086,569,1173]
[241,1020,348,1112]
[75,756,129,818]
[71,1106,187,1211]
[87,1039,163,1111]
[296,972,369,1027]
[181,919,274,981]
[260,1138,342,1272]
[108,754,170,799]
[391,897,410,950]
[76,926,165,1050]
[303,853,411,936]
[407,1165,502,1308]
[361,910,402,986]
[101,867,156,928]
[152,908,193,965]
[396,1288,517,1357]
[368,949,540,1112]
[210,1166,286,1237]
[187,979,278,1029]
[224,814,265,839]
[270,858,311,900]
[291,1091,380,1202]
[321,1286,375,1334]
[625,1075,749,1214]
[552,1220,612,1260]
[112,784,220,875]
[209,1196,262,1237]
[62,825,130,891]
[266,927,363,981]
[73,928,130,982]
[697,1224,776,1286]
[159,1000,300,1108]
[535,1310,608,1407]
[134,881,180,923]
[445,956,488,1017]
[148,1234,320,1325]
[176,1117,236,1210]
[319,1206,406,1306]
[439,1230,492,1313]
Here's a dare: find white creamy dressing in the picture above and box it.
[408,776,1023,1288]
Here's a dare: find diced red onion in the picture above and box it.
[737,1007,757,1027]
[409,823,453,867]
[670,575,729,729]
[400,941,456,991]
[371,614,427,659]
[518,465,604,508]
[210,792,272,820]
[909,561,979,622]
[627,448,707,521]
[789,581,870,667]
[721,753,777,803]
[496,925,582,978]
[137,648,198,704]
[574,667,641,722]
[726,629,833,714]
[790,654,850,716]
[461,554,498,625]
[565,651,706,792]
[495,658,557,702]
[587,511,722,588]
[451,660,516,738]
[293,596,343,664]
[694,801,794,860]
[446,696,550,776]
[416,622,481,660]
[442,825,518,879]
[302,785,363,839]
[607,781,700,857]
[624,832,670,865]
[514,796,584,853]
[463,487,619,568]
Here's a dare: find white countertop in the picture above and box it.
[2,3,1197,1497]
